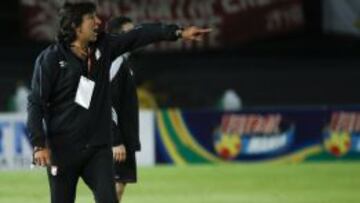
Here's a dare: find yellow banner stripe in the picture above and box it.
[156,111,186,166]
[266,145,323,164]
[168,109,224,163]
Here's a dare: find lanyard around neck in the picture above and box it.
[87,48,93,77]
[70,45,93,77]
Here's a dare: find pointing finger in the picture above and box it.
[199,28,212,33]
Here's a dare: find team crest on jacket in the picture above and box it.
[59,60,67,68]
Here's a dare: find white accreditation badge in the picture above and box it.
[75,76,95,109]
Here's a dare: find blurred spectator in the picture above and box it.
[7,80,30,113]
[219,89,242,111]
[14,80,30,113]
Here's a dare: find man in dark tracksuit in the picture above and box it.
[107,17,140,202]
[27,2,210,203]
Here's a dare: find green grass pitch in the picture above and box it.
[0,163,359,203]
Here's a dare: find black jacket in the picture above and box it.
[111,56,140,151]
[27,23,179,151]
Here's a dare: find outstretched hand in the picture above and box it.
[181,26,212,41]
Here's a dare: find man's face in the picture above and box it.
[76,12,102,42]
[120,22,134,33]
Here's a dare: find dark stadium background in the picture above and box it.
[1,0,360,111]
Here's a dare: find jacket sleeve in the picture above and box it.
[118,62,141,151]
[112,120,124,146]
[107,23,180,61]
[27,50,57,148]
[111,62,128,147]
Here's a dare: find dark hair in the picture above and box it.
[107,16,132,34]
[57,2,96,44]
